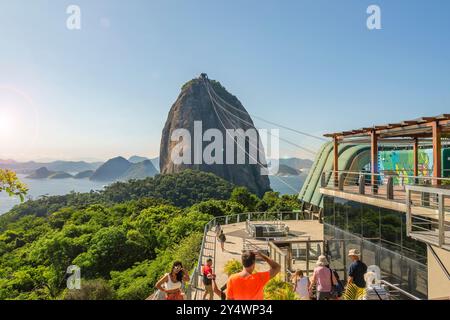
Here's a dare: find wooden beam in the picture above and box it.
[333,136,339,187]
[432,121,442,185]
[371,131,378,193]
[402,120,418,125]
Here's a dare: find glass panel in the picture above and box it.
[327,239,346,280]
[347,201,362,236]
[334,197,348,231]
[380,207,402,250]
[323,196,335,225]
[362,204,380,240]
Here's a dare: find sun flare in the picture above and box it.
[0,110,13,135]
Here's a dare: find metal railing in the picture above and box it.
[321,170,450,203]
[406,185,450,249]
[380,280,421,300]
[185,210,309,300]
[245,220,290,239]
[186,209,428,300]
[243,239,269,254]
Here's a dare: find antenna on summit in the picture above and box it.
[200,73,208,80]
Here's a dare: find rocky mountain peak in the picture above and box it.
[159,75,271,196]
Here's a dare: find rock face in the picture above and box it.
[159,76,271,197]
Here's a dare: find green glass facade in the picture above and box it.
[323,195,428,298]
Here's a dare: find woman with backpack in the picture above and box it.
[309,255,337,300]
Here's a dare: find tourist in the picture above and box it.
[155,261,190,300]
[292,270,310,300]
[202,258,214,300]
[309,255,337,300]
[347,249,367,289]
[215,223,222,239]
[212,276,227,300]
[218,230,226,252]
[226,250,280,300]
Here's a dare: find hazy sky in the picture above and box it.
[1,0,449,161]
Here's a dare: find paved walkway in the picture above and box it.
[200,220,323,300]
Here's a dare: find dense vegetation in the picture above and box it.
[0,170,301,300]
[0,170,234,229]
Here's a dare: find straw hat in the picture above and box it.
[316,255,329,266]
[348,249,361,257]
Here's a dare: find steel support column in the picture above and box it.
[432,121,442,185]
[333,136,339,187]
[371,130,378,194]
[413,138,419,178]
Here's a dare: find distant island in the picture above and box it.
[26,167,73,180]
[22,156,159,182]
[274,164,302,177]
[266,158,313,176]
[0,159,102,174]
[90,157,158,182]
[73,170,95,179]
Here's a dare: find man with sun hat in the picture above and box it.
[347,249,367,289]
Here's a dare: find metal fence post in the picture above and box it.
[338,173,345,191]
[387,176,394,200]
[237,214,240,223]
[406,189,412,236]
[359,173,365,194]
[438,193,444,246]
[321,172,326,188]
[306,241,310,275]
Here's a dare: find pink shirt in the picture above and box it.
[313,266,332,292]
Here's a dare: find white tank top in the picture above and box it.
[165,273,182,290]
[295,277,309,297]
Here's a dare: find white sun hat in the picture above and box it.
[316,255,329,266]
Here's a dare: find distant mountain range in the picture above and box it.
[274,164,302,177]
[278,158,313,171]
[267,158,313,176]
[89,157,158,181]
[2,155,310,180]
[26,167,74,180]
[22,156,159,182]
[0,159,102,174]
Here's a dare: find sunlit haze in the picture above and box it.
[1,0,450,162]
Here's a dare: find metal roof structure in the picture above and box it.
[324,114,450,139]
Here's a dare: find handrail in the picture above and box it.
[326,170,450,182]
[379,280,421,300]
[243,239,269,252]
[187,210,306,299]
[428,244,450,281]
[406,185,450,248]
